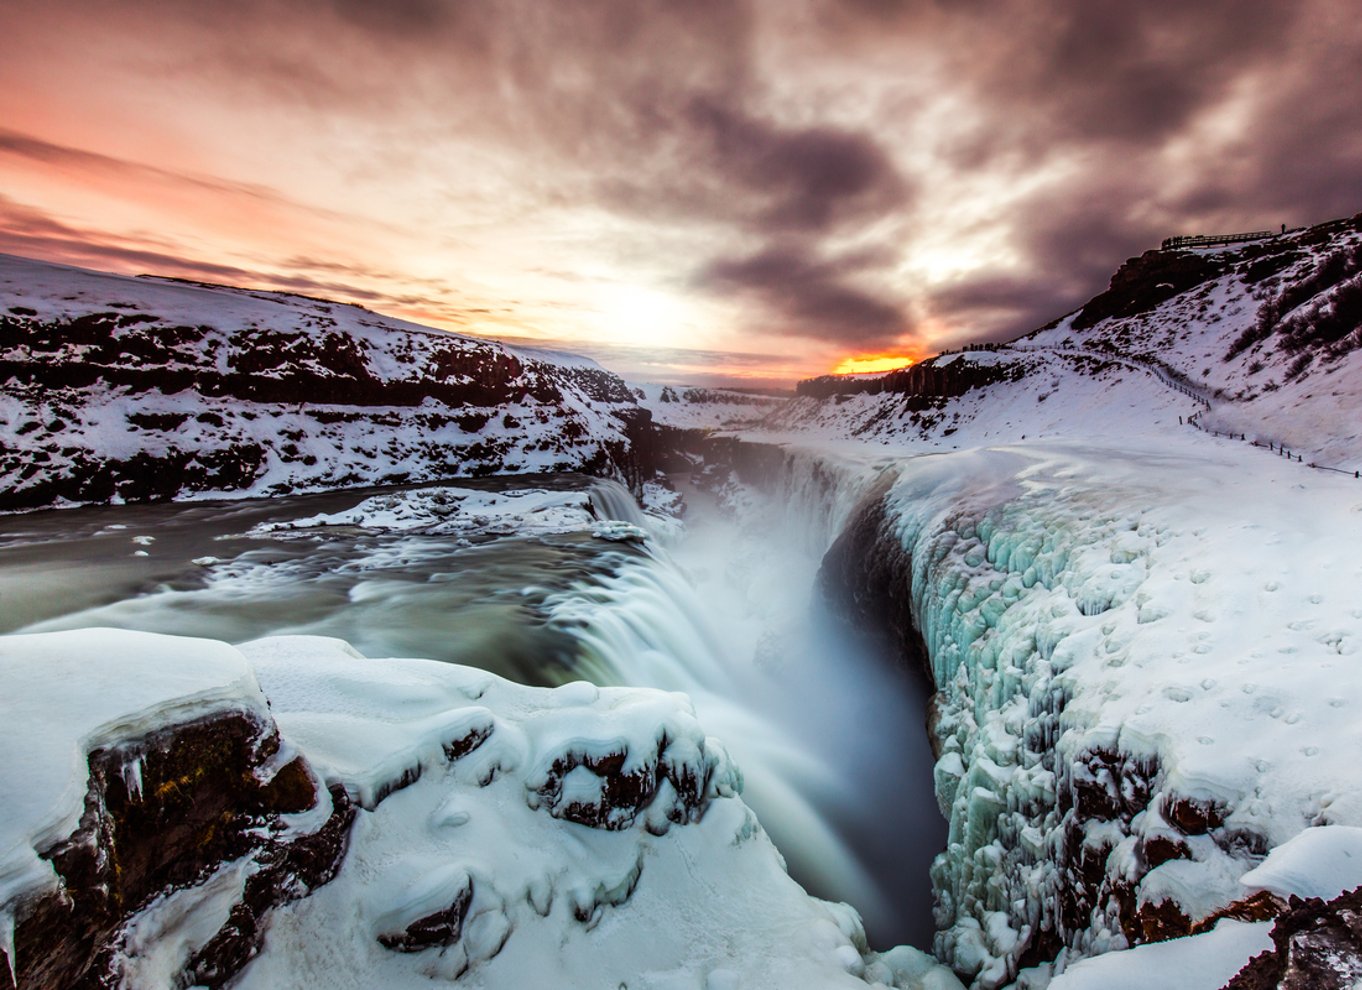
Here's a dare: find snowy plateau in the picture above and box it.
[3,211,1362,990]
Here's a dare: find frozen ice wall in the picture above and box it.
[866,439,1362,987]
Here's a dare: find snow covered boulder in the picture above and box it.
[1,627,967,989]
[0,629,350,990]
[230,636,960,988]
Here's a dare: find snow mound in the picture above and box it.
[1049,918,1272,990]
[1239,825,1362,903]
[230,634,962,988]
[0,627,963,988]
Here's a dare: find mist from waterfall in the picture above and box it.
[550,465,945,947]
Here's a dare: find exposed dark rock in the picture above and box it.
[1223,887,1362,990]
[536,741,721,832]
[1164,793,1229,835]
[378,878,474,953]
[1073,250,1226,330]
[3,710,353,990]
[1140,832,1192,869]
[1202,890,1289,931]
[185,783,355,987]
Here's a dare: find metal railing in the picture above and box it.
[1161,230,1277,251]
[1187,411,1360,479]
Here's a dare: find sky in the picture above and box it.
[2,1,1361,388]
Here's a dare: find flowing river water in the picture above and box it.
[0,470,944,948]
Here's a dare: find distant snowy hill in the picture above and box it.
[771,212,1362,473]
[631,382,786,430]
[0,254,656,511]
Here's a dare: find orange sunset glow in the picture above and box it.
[832,355,919,376]
[2,3,1361,387]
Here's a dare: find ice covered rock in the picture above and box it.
[0,629,349,990]
[791,431,1362,986]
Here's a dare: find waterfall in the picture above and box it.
[541,445,945,947]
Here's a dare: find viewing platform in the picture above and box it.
[1161,229,1278,251]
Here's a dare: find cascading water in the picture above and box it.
[545,451,947,947]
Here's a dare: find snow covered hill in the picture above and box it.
[769,211,1362,475]
[0,254,656,512]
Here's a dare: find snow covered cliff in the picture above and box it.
[0,254,656,511]
[0,629,961,990]
[770,212,1362,474]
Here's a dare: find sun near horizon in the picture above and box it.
[831,354,920,376]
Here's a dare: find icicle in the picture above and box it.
[122,754,144,802]
[1,909,15,988]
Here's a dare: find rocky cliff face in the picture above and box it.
[0,254,658,512]
[0,714,352,990]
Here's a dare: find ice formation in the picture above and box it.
[722,213,1362,986]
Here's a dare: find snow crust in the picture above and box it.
[1047,918,1272,990]
[1238,824,1362,903]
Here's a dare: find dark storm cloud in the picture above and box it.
[681,97,909,234]
[697,244,907,345]
[830,0,1299,149]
